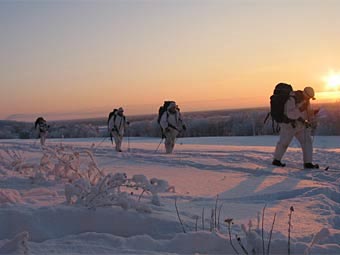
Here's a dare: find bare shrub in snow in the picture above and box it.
[0,144,173,213]
[35,145,172,212]
[65,172,172,213]
[288,206,294,255]
[186,201,332,255]
[0,145,103,183]
[0,147,48,184]
[224,218,239,254]
[0,148,26,173]
[0,189,23,204]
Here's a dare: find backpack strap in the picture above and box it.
[161,111,169,124]
[112,113,118,131]
[281,95,300,124]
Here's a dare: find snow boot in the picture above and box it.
[304,163,319,169]
[272,159,286,167]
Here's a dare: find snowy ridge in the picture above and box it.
[1,136,340,254]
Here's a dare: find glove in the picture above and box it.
[165,127,171,132]
[305,121,312,128]
[126,121,130,125]
[314,109,320,115]
[297,117,305,123]
[299,102,308,112]
[297,117,312,128]
[182,124,187,131]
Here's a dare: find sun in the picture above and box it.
[323,71,340,90]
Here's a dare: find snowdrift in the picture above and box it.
[1,136,340,254]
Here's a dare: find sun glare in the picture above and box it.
[323,72,340,90]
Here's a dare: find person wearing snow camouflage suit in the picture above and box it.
[108,107,129,152]
[159,102,186,154]
[273,86,320,169]
[35,117,49,146]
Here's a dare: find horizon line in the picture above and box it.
[3,105,271,123]
[3,101,339,123]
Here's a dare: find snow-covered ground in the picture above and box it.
[1,136,340,254]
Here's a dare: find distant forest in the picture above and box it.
[1,102,340,139]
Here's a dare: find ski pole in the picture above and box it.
[154,138,164,153]
[94,136,107,151]
[127,127,131,152]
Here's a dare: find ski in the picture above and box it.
[309,166,340,173]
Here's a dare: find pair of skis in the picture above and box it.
[272,164,339,172]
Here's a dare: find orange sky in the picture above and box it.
[1,1,340,121]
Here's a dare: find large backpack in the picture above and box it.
[107,109,118,144]
[157,101,176,138]
[107,109,118,131]
[34,117,49,132]
[34,117,45,129]
[157,101,176,124]
[270,83,293,123]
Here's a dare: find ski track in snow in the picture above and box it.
[1,137,340,254]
